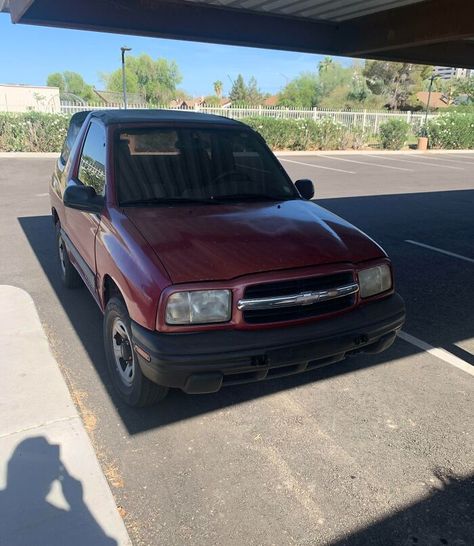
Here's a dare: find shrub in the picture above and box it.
[349,125,370,150]
[0,112,374,153]
[316,117,348,150]
[243,117,315,150]
[426,112,474,149]
[243,117,369,151]
[378,119,410,150]
[0,112,69,152]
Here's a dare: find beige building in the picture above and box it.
[0,84,61,113]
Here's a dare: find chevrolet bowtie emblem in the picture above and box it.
[296,292,319,305]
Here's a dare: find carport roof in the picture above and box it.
[2,0,474,68]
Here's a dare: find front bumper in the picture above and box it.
[131,293,405,394]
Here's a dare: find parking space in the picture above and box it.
[278,151,474,199]
[1,153,473,545]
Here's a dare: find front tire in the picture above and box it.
[104,297,168,407]
[55,223,82,288]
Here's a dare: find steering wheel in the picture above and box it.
[211,170,252,186]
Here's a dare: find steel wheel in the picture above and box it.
[55,223,82,288]
[111,318,135,387]
[58,234,67,277]
[104,296,169,406]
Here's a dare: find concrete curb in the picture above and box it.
[0,152,59,158]
[274,149,474,156]
[0,285,132,546]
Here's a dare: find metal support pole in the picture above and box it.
[424,75,435,127]
[121,47,131,109]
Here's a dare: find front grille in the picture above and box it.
[242,271,356,324]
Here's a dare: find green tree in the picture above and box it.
[278,73,319,108]
[318,56,334,74]
[278,59,353,109]
[316,58,352,101]
[362,61,432,110]
[46,71,95,102]
[103,68,139,96]
[204,95,222,106]
[347,67,371,103]
[229,74,247,103]
[46,73,64,91]
[450,75,474,104]
[103,54,182,104]
[213,80,223,98]
[246,76,263,105]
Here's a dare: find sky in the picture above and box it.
[0,14,351,97]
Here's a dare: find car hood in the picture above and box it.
[125,200,385,283]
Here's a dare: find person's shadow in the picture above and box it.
[0,436,117,546]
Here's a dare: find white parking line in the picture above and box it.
[398,331,474,377]
[446,154,474,160]
[405,240,474,264]
[364,154,464,170]
[279,158,355,174]
[425,156,474,165]
[318,154,413,172]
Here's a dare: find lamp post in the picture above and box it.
[418,72,440,150]
[121,46,132,109]
[424,73,440,127]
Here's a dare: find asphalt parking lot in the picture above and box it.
[1,151,473,545]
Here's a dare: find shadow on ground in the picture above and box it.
[0,436,116,546]
[18,189,474,434]
[331,470,474,545]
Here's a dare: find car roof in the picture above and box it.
[89,109,246,127]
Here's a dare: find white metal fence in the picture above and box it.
[60,101,436,136]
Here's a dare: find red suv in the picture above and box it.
[50,110,405,406]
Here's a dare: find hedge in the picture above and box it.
[379,119,410,150]
[1,111,473,152]
[243,117,369,150]
[426,112,474,149]
[0,113,371,152]
[0,112,69,152]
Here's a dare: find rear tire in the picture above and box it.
[55,223,82,288]
[104,297,168,407]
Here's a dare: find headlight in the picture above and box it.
[165,290,231,325]
[358,264,392,298]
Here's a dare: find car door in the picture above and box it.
[63,120,106,294]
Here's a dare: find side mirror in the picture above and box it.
[64,184,104,214]
[295,179,315,200]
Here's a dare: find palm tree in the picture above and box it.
[318,56,334,74]
[213,80,223,98]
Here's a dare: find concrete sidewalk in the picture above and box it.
[0,285,131,546]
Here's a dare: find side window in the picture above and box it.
[78,123,106,195]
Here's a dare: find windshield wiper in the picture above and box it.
[120,197,217,206]
[210,193,292,202]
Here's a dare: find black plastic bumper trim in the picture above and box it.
[131,293,405,393]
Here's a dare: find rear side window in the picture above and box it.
[60,111,90,165]
[78,122,106,195]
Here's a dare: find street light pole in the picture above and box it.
[424,73,438,127]
[121,46,132,109]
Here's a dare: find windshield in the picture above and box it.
[115,127,298,205]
